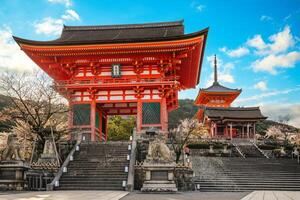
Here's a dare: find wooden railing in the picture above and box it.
[54,76,179,87]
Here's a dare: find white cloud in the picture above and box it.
[47,0,72,7]
[251,51,300,74]
[61,9,80,21]
[190,2,205,12]
[196,5,205,12]
[205,55,235,86]
[268,26,294,54]
[34,17,63,35]
[235,87,300,104]
[247,26,299,74]
[260,15,273,21]
[247,34,268,50]
[247,26,294,55]
[0,25,37,72]
[260,103,300,128]
[254,81,267,91]
[219,46,249,57]
[34,9,80,36]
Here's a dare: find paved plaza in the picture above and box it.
[0,190,129,200]
[0,191,300,200]
[241,191,300,200]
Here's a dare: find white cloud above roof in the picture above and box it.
[205,55,235,87]
[0,25,37,72]
[254,81,268,91]
[62,9,80,21]
[34,9,80,36]
[251,51,300,74]
[260,15,273,22]
[47,0,72,7]
[247,26,295,55]
[219,46,250,58]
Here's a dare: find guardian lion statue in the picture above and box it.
[147,136,173,162]
[1,133,21,161]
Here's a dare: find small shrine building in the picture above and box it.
[195,55,267,139]
[14,20,208,141]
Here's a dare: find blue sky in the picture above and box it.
[0,0,300,126]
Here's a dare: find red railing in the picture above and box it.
[54,76,179,87]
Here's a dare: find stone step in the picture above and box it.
[61,176,127,180]
[200,172,300,175]
[58,141,130,190]
[58,186,125,190]
[198,187,300,192]
[196,181,300,185]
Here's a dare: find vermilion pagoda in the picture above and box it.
[14,21,208,141]
[195,55,267,139]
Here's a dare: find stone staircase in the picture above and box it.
[57,142,130,190]
[231,139,265,158]
[192,156,300,192]
[236,145,265,158]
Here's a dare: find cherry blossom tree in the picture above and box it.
[169,118,209,163]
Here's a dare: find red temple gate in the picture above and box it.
[14,21,208,141]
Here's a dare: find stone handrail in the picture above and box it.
[231,143,246,158]
[252,142,269,159]
[46,139,81,191]
[126,129,137,191]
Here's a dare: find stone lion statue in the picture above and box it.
[147,136,173,162]
[1,133,21,161]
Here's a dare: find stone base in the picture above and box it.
[141,180,177,192]
[141,162,178,193]
[0,160,30,191]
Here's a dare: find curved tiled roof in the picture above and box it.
[13,20,208,46]
[201,82,242,93]
[203,106,267,120]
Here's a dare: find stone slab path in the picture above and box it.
[0,190,129,200]
[241,191,300,200]
[121,191,249,200]
[0,191,300,200]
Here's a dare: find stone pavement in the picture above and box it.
[0,191,300,200]
[241,191,300,200]
[0,190,129,200]
[121,191,249,200]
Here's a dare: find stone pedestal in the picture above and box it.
[0,160,30,190]
[141,162,177,192]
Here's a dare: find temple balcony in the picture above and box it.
[53,76,180,89]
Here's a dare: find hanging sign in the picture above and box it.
[111,64,121,78]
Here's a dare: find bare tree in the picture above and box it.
[0,71,68,159]
[169,118,209,163]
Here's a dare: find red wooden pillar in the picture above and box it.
[136,98,142,133]
[90,100,96,141]
[161,97,168,133]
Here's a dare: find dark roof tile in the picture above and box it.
[203,106,267,120]
[201,82,241,93]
